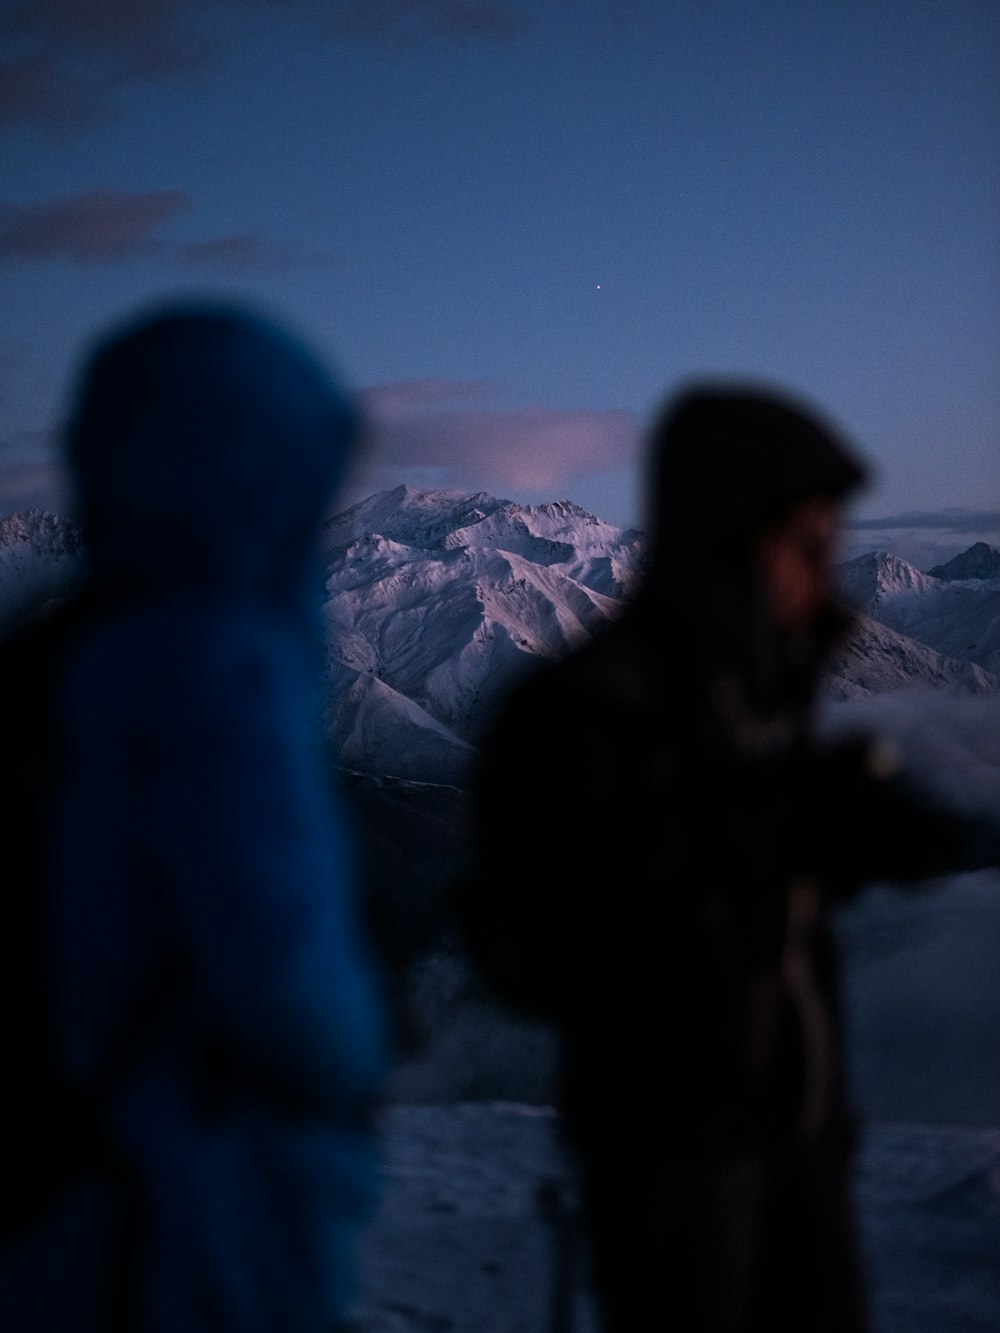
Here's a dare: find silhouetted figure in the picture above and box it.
[462,388,982,1332]
[0,308,386,1331]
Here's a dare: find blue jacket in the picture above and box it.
[2,308,387,1331]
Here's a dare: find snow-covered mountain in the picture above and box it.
[928,541,1000,582]
[839,550,939,607]
[321,486,645,782]
[323,487,643,597]
[839,549,1000,677]
[0,509,85,628]
[321,489,1000,780]
[3,490,999,785]
[825,616,997,701]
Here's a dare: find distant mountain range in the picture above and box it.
[928,542,1000,582]
[838,549,1000,679]
[320,488,1000,778]
[320,487,643,783]
[3,487,999,787]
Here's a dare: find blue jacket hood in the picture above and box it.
[67,306,358,604]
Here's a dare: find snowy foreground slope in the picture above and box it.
[372,696,1000,1331]
[349,1105,1000,1333]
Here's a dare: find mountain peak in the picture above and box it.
[323,487,507,553]
[322,488,644,566]
[0,509,83,557]
[927,542,1000,582]
[838,550,936,608]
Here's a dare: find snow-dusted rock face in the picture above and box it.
[323,490,1000,779]
[0,509,85,631]
[0,510,83,556]
[839,549,1000,677]
[839,550,940,609]
[323,485,645,602]
[321,486,645,781]
[928,541,1000,582]
[826,616,999,701]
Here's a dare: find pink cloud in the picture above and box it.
[362,378,640,490]
[0,189,191,261]
[0,190,324,273]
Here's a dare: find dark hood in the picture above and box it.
[67,306,358,606]
[646,385,866,563]
[637,384,867,719]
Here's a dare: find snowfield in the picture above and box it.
[349,1104,1000,1333]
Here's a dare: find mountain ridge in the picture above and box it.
[2,488,999,784]
[928,542,1000,582]
[838,545,1000,678]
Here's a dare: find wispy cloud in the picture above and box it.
[0,0,525,133]
[842,509,1000,571]
[180,232,331,275]
[0,189,191,261]
[0,0,216,133]
[846,510,1000,534]
[0,189,326,273]
[326,0,525,43]
[361,378,639,491]
[4,0,213,75]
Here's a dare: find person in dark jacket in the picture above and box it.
[463,386,978,1332]
[0,307,387,1331]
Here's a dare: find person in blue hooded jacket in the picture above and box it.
[0,306,387,1331]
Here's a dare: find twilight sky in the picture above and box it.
[1,0,997,565]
